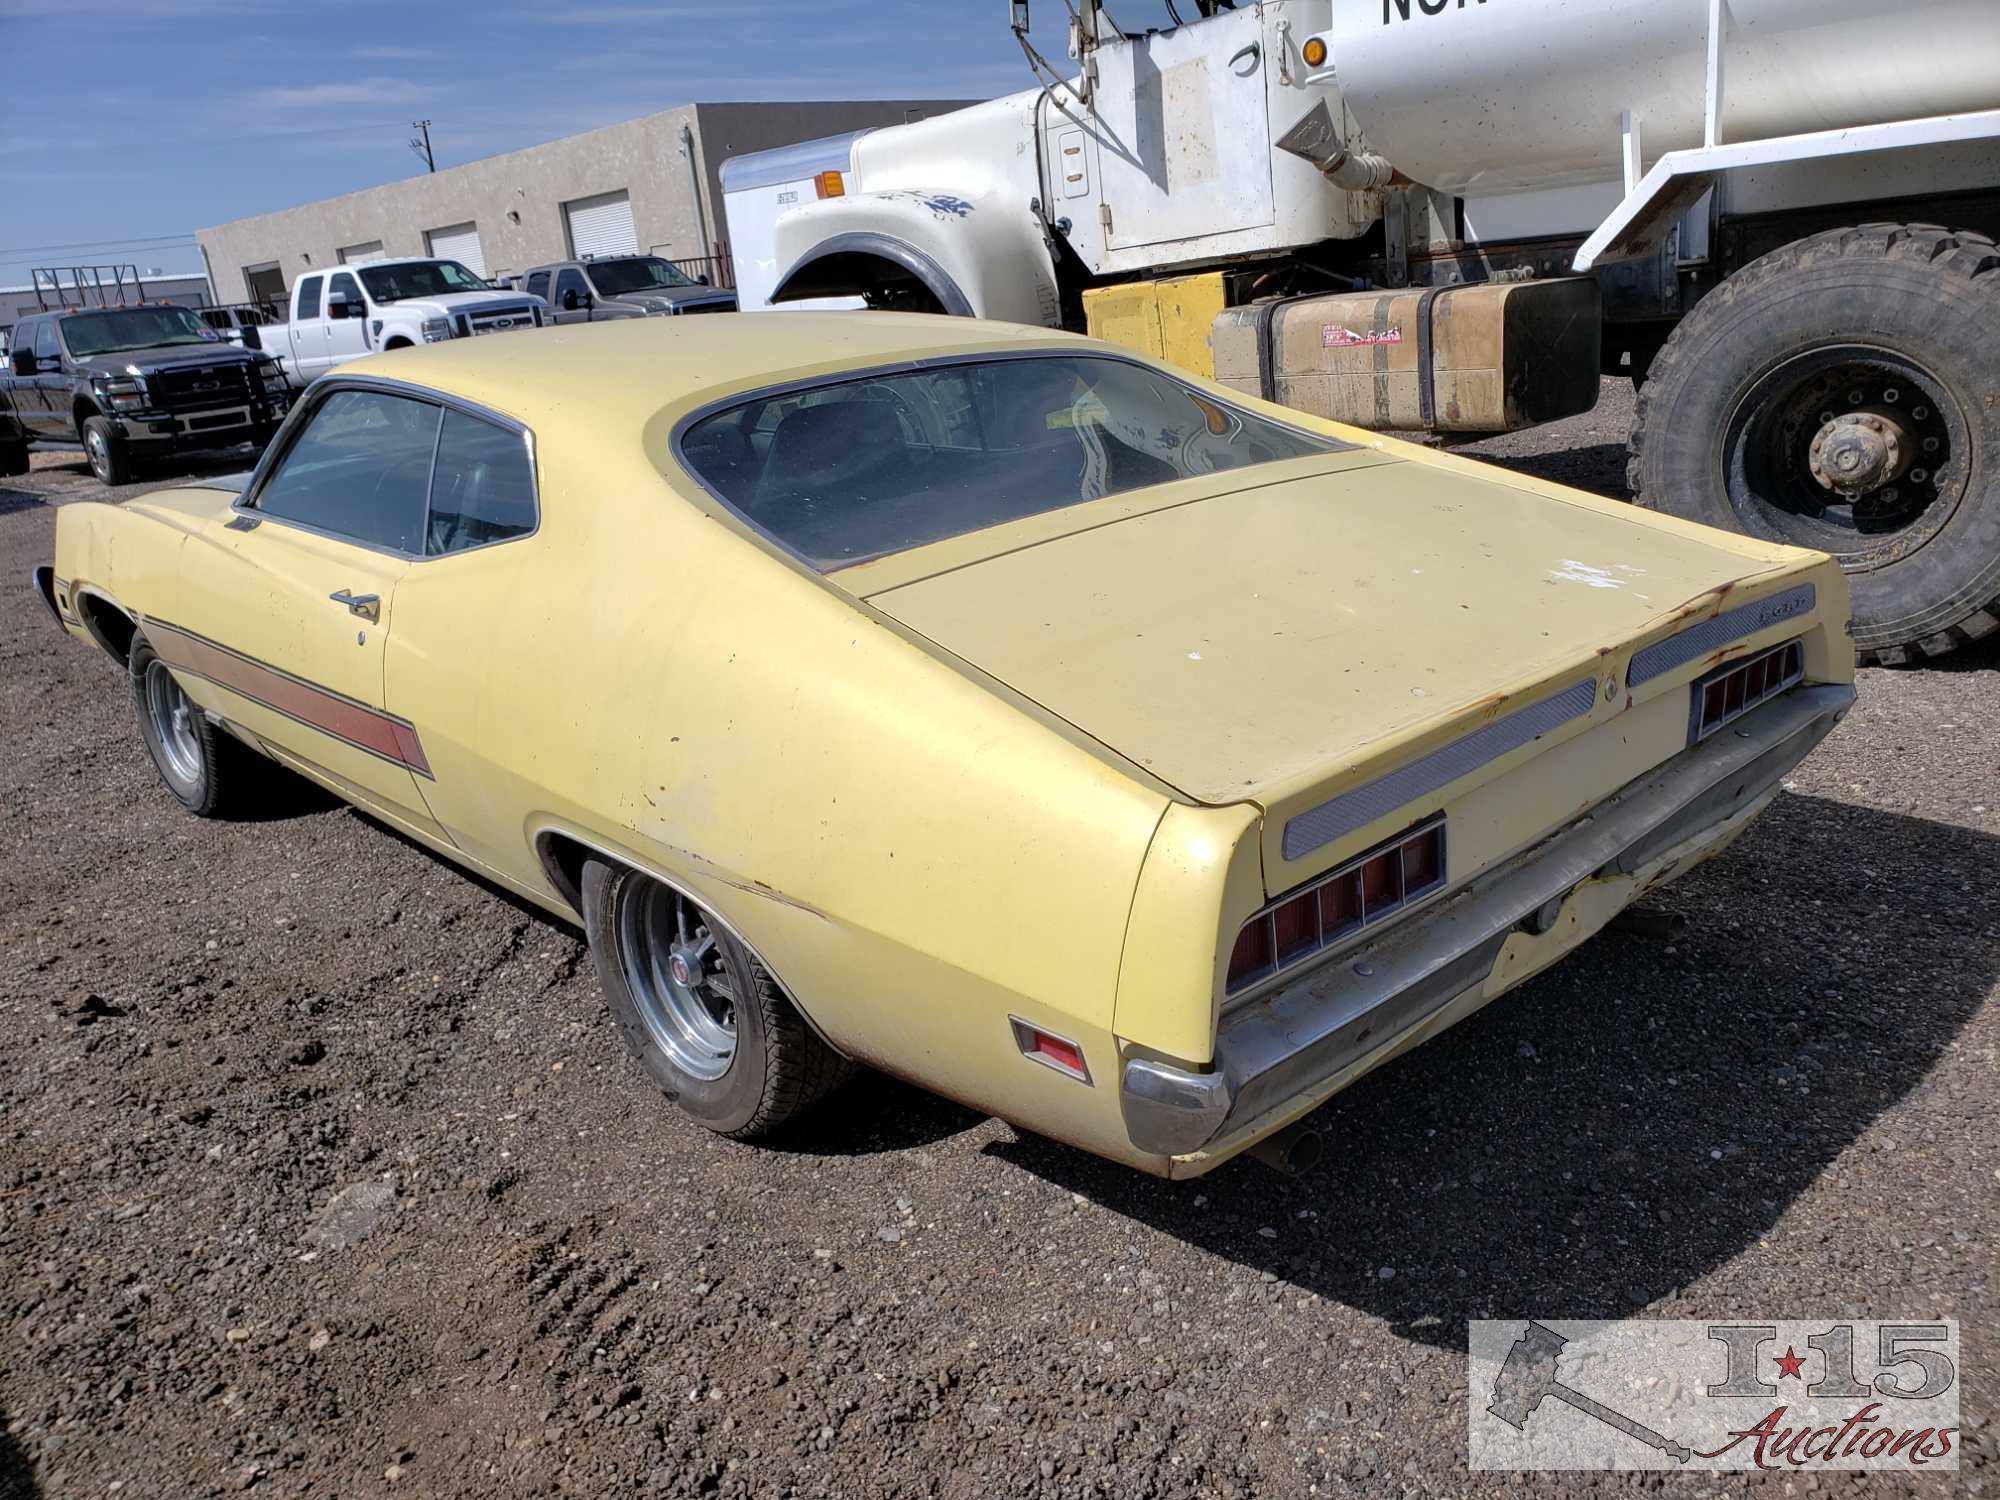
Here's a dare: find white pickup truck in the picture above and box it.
[259,258,547,389]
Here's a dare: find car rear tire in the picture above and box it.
[1629,223,2000,664]
[129,636,258,817]
[82,415,133,488]
[581,859,851,1138]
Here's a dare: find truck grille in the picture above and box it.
[150,364,254,412]
[464,305,539,336]
[676,298,735,315]
[1689,639,1804,744]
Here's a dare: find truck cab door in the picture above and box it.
[553,267,592,325]
[324,271,371,370]
[31,319,65,436]
[164,382,448,841]
[291,275,328,382]
[1090,8,1276,254]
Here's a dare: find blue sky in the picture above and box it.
[0,0,1102,289]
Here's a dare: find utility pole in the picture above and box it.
[409,120,435,173]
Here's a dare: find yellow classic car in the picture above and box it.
[34,314,1856,1177]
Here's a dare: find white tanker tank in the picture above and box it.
[1323,0,2000,196]
[726,0,2000,664]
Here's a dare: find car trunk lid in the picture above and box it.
[859,455,1817,885]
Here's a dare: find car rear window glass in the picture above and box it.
[427,408,537,555]
[676,355,1342,570]
[254,388,440,554]
[297,276,322,320]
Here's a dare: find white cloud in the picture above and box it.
[251,79,422,109]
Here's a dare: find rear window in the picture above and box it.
[676,354,1340,569]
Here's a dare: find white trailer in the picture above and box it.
[725,0,2000,665]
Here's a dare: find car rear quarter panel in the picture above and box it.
[54,498,201,654]
[405,426,1178,1166]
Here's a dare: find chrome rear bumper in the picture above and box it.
[1120,683,1855,1159]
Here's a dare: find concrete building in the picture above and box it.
[197,100,970,305]
[2,271,211,343]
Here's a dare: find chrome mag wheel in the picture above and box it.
[85,424,112,481]
[614,879,738,1082]
[145,660,202,789]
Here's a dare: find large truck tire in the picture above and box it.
[1629,223,2000,664]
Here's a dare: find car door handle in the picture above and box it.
[330,589,380,622]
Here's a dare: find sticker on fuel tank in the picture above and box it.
[1323,324,1403,348]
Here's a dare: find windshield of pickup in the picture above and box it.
[358,260,491,303]
[676,354,1344,570]
[60,307,218,357]
[586,257,698,295]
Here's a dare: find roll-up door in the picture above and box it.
[424,222,486,276]
[563,190,637,259]
[337,241,386,264]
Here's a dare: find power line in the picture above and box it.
[0,233,197,257]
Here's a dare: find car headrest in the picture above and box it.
[757,400,905,505]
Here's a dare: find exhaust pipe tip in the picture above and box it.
[1245,1123,1325,1177]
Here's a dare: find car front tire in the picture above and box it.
[581,859,850,1138]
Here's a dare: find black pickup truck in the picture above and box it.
[1,304,292,487]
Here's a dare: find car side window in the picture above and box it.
[554,268,588,309]
[297,276,322,320]
[36,320,61,360]
[329,272,362,306]
[525,270,550,300]
[253,388,440,554]
[426,409,537,555]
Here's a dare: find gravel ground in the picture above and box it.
[2,382,1994,1498]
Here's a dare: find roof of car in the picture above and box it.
[343,313,1085,434]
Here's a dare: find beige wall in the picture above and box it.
[197,100,971,303]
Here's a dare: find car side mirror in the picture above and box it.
[10,350,35,377]
[327,298,354,320]
[696,274,710,286]
[561,289,580,311]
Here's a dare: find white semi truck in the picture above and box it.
[724,0,2000,665]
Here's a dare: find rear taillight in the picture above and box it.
[1690,639,1803,744]
[1226,815,1447,995]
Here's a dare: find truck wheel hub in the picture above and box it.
[1722,347,1965,570]
[1809,410,1910,498]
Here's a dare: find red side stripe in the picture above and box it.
[388,720,432,778]
[147,622,432,779]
